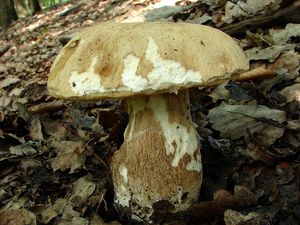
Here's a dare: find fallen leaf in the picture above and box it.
[225,82,256,102]
[69,176,96,207]
[268,51,300,73]
[191,185,257,221]
[58,217,89,225]
[256,125,285,147]
[209,82,231,102]
[28,101,65,113]
[188,13,212,24]
[245,44,296,62]
[41,198,67,224]
[0,63,8,73]
[238,65,275,81]
[0,75,20,89]
[269,23,300,45]
[29,117,44,140]
[41,197,89,225]
[222,0,281,24]
[145,4,193,21]
[0,44,11,57]
[280,84,300,103]
[59,206,88,225]
[9,143,37,156]
[0,208,36,225]
[50,141,87,173]
[42,116,67,140]
[0,110,4,122]
[207,104,286,145]
[90,214,121,225]
[246,144,278,165]
[224,209,264,225]
[9,87,24,97]
[0,90,12,109]
[276,162,294,185]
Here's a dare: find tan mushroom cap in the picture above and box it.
[48,22,249,100]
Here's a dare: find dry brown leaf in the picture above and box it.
[209,81,231,102]
[29,101,65,113]
[280,84,300,103]
[224,209,263,225]
[90,214,121,225]
[0,110,4,123]
[207,104,286,145]
[59,205,88,225]
[268,52,300,72]
[238,65,275,81]
[245,44,296,62]
[0,75,20,89]
[9,143,37,156]
[41,198,67,224]
[269,23,300,45]
[222,0,281,24]
[69,176,96,207]
[191,185,257,221]
[41,198,88,225]
[0,64,8,73]
[42,118,67,140]
[0,90,12,109]
[29,117,44,141]
[50,141,87,173]
[0,208,36,225]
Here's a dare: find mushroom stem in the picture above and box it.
[111,89,202,220]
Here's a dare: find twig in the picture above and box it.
[0,44,11,57]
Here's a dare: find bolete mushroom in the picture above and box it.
[47,22,249,221]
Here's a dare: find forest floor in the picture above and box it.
[0,0,300,224]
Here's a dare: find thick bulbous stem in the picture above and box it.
[111,90,202,220]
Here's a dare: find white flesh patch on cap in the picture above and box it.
[148,96,201,172]
[68,38,202,95]
[122,37,202,91]
[69,57,105,95]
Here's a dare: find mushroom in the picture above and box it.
[47,22,249,221]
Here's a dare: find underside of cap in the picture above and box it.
[48,22,249,100]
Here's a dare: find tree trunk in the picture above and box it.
[0,0,18,29]
[8,0,18,19]
[29,0,41,14]
[14,0,27,17]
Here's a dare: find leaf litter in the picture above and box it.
[0,0,300,224]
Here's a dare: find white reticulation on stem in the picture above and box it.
[147,96,201,172]
[112,91,202,221]
[126,94,201,172]
[116,163,130,207]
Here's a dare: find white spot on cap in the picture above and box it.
[69,57,106,95]
[122,38,202,91]
[68,38,202,95]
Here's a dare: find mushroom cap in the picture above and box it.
[48,22,249,100]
